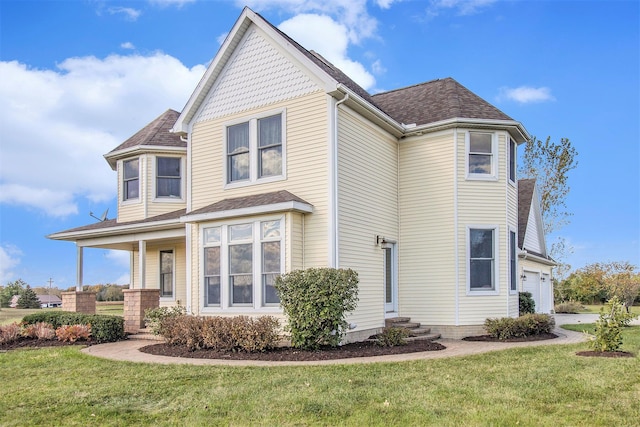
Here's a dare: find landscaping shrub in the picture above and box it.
[375,327,409,347]
[588,296,639,352]
[519,292,536,315]
[55,324,91,343]
[161,315,280,352]
[275,268,359,349]
[485,314,555,340]
[144,305,186,335]
[554,301,584,314]
[22,322,56,340]
[22,311,125,343]
[0,322,21,344]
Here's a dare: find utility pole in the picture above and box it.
[47,278,54,305]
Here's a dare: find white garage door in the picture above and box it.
[523,271,541,313]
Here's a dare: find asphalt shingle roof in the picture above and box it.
[517,178,536,249]
[186,190,311,217]
[108,109,184,154]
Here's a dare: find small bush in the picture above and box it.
[275,268,359,349]
[554,301,584,314]
[55,324,91,343]
[0,323,21,344]
[589,296,639,352]
[22,322,56,340]
[145,305,186,335]
[375,327,410,347]
[519,292,536,315]
[22,311,124,343]
[485,314,555,340]
[162,315,280,352]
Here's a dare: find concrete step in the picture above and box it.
[394,322,421,329]
[407,327,432,336]
[385,317,411,326]
[406,333,441,342]
[127,329,164,341]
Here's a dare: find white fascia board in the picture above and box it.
[76,228,186,248]
[518,251,557,267]
[104,145,187,169]
[402,118,530,143]
[47,219,184,241]
[335,84,404,137]
[181,201,313,223]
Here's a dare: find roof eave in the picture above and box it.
[334,84,405,137]
[47,218,184,242]
[181,200,313,223]
[402,117,530,142]
[518,250,557,267]
[104,145,187,169]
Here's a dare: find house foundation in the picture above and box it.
[61,291,96,314]
[123,289,160,333]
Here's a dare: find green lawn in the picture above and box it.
[579,304,640,315]
[0,303,124,325]
[1,327,638,426]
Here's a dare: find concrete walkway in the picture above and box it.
[81,314,597,367]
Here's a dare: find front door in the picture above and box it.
[383,243,397,313]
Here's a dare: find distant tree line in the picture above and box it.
[1,279,129,308]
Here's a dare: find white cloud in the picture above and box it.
[149,0,196,8]
[371,59,386,75]
[427,0,497,17]
[0,244,22,283]
[279,14,375,90]
[0,55,206,217]
[498,86,556,104]
[105,250,131,268]
[108,7,142,21]
[113,273,131,285]
[121,42,136,50]
[217,32,229,46]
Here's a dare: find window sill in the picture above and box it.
[466,174,499,182]
[466,289,499,296]
[224,175,286,190]
[153,197,185,203]
[121,198,141,206]
[200,306,282,314]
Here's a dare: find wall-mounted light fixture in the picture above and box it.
[541,277,546,282]
[520,273,527,281]
[376,235,386,246]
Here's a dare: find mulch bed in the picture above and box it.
[462,333,558,342]
[140,340,447,361]
[575,350,634,358]
[0,337,94,351]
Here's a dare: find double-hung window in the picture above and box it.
[226,112,284,186]
[202,219,283,309]
[156,157,181,198]
[467,132,496,179]
[508,138,516,183]
[469,227,497,292]
[123,158,139,201]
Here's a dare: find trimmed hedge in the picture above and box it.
[484,313,555,340]
[22,311,125,343]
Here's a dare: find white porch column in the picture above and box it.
[76,246,84,292]
[138,240,146,289]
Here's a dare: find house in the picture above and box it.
[9,294,62,308]
[48,7,554,339]
[517,179,556,313]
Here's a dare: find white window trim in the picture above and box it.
[508,137,517,186]
[120,157,142,205]
[152,155,186,203]
[466,225,500,295]
[200,215,285,313]
[465,131,498,181]
[508,226,518,295]
[223,109,287,189]
[159,247,176,301]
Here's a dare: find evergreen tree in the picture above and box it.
[17,285,41,309]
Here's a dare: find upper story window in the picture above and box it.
[123,158,139,201]
[156,157,181,198]
[508,138,516,184]
[467,132,497,180]
[468,226,498,293]
[225,112,285,187]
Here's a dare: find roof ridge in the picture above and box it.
[372,77,452,97]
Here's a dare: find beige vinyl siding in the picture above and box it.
[507,162,519,315]
[399,130,456,326]
[190,91,329,270]
[337,106,398,331]
[290,212,304,271]
[523,207,543,253]
[117,155,145,223]
[457,131,510,324]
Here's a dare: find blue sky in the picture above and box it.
[0,0,638,289]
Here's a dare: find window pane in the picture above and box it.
[509,139,516,182]
[157,157,180,177]
[160,250,173,297]
[384,248,392,304]
[229,244,252,274]
[469,154,492,174]
[259,146,282,177]
[229,152,250,181]
[510,231,517,291]
[157,177,181,197]
[227,123,249,153]
[262,242,280,272]
[231,275,253,304]
[204,227,221,245]
[204,247,220,276]
[470,133,492,153]
[124,159,138,179]
[125,178,139,200]
[258,115,281,147]
[261,220,281,239]
[263,274,280,304]
[470,259,493,289]
[206,276,220,306]
[470,229,493,258]
[230,224,252,241]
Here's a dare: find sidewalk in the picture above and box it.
[81,314,595,367]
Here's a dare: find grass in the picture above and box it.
[0,303,124,325]
[1,328,639,426]
[579,304,640,315]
